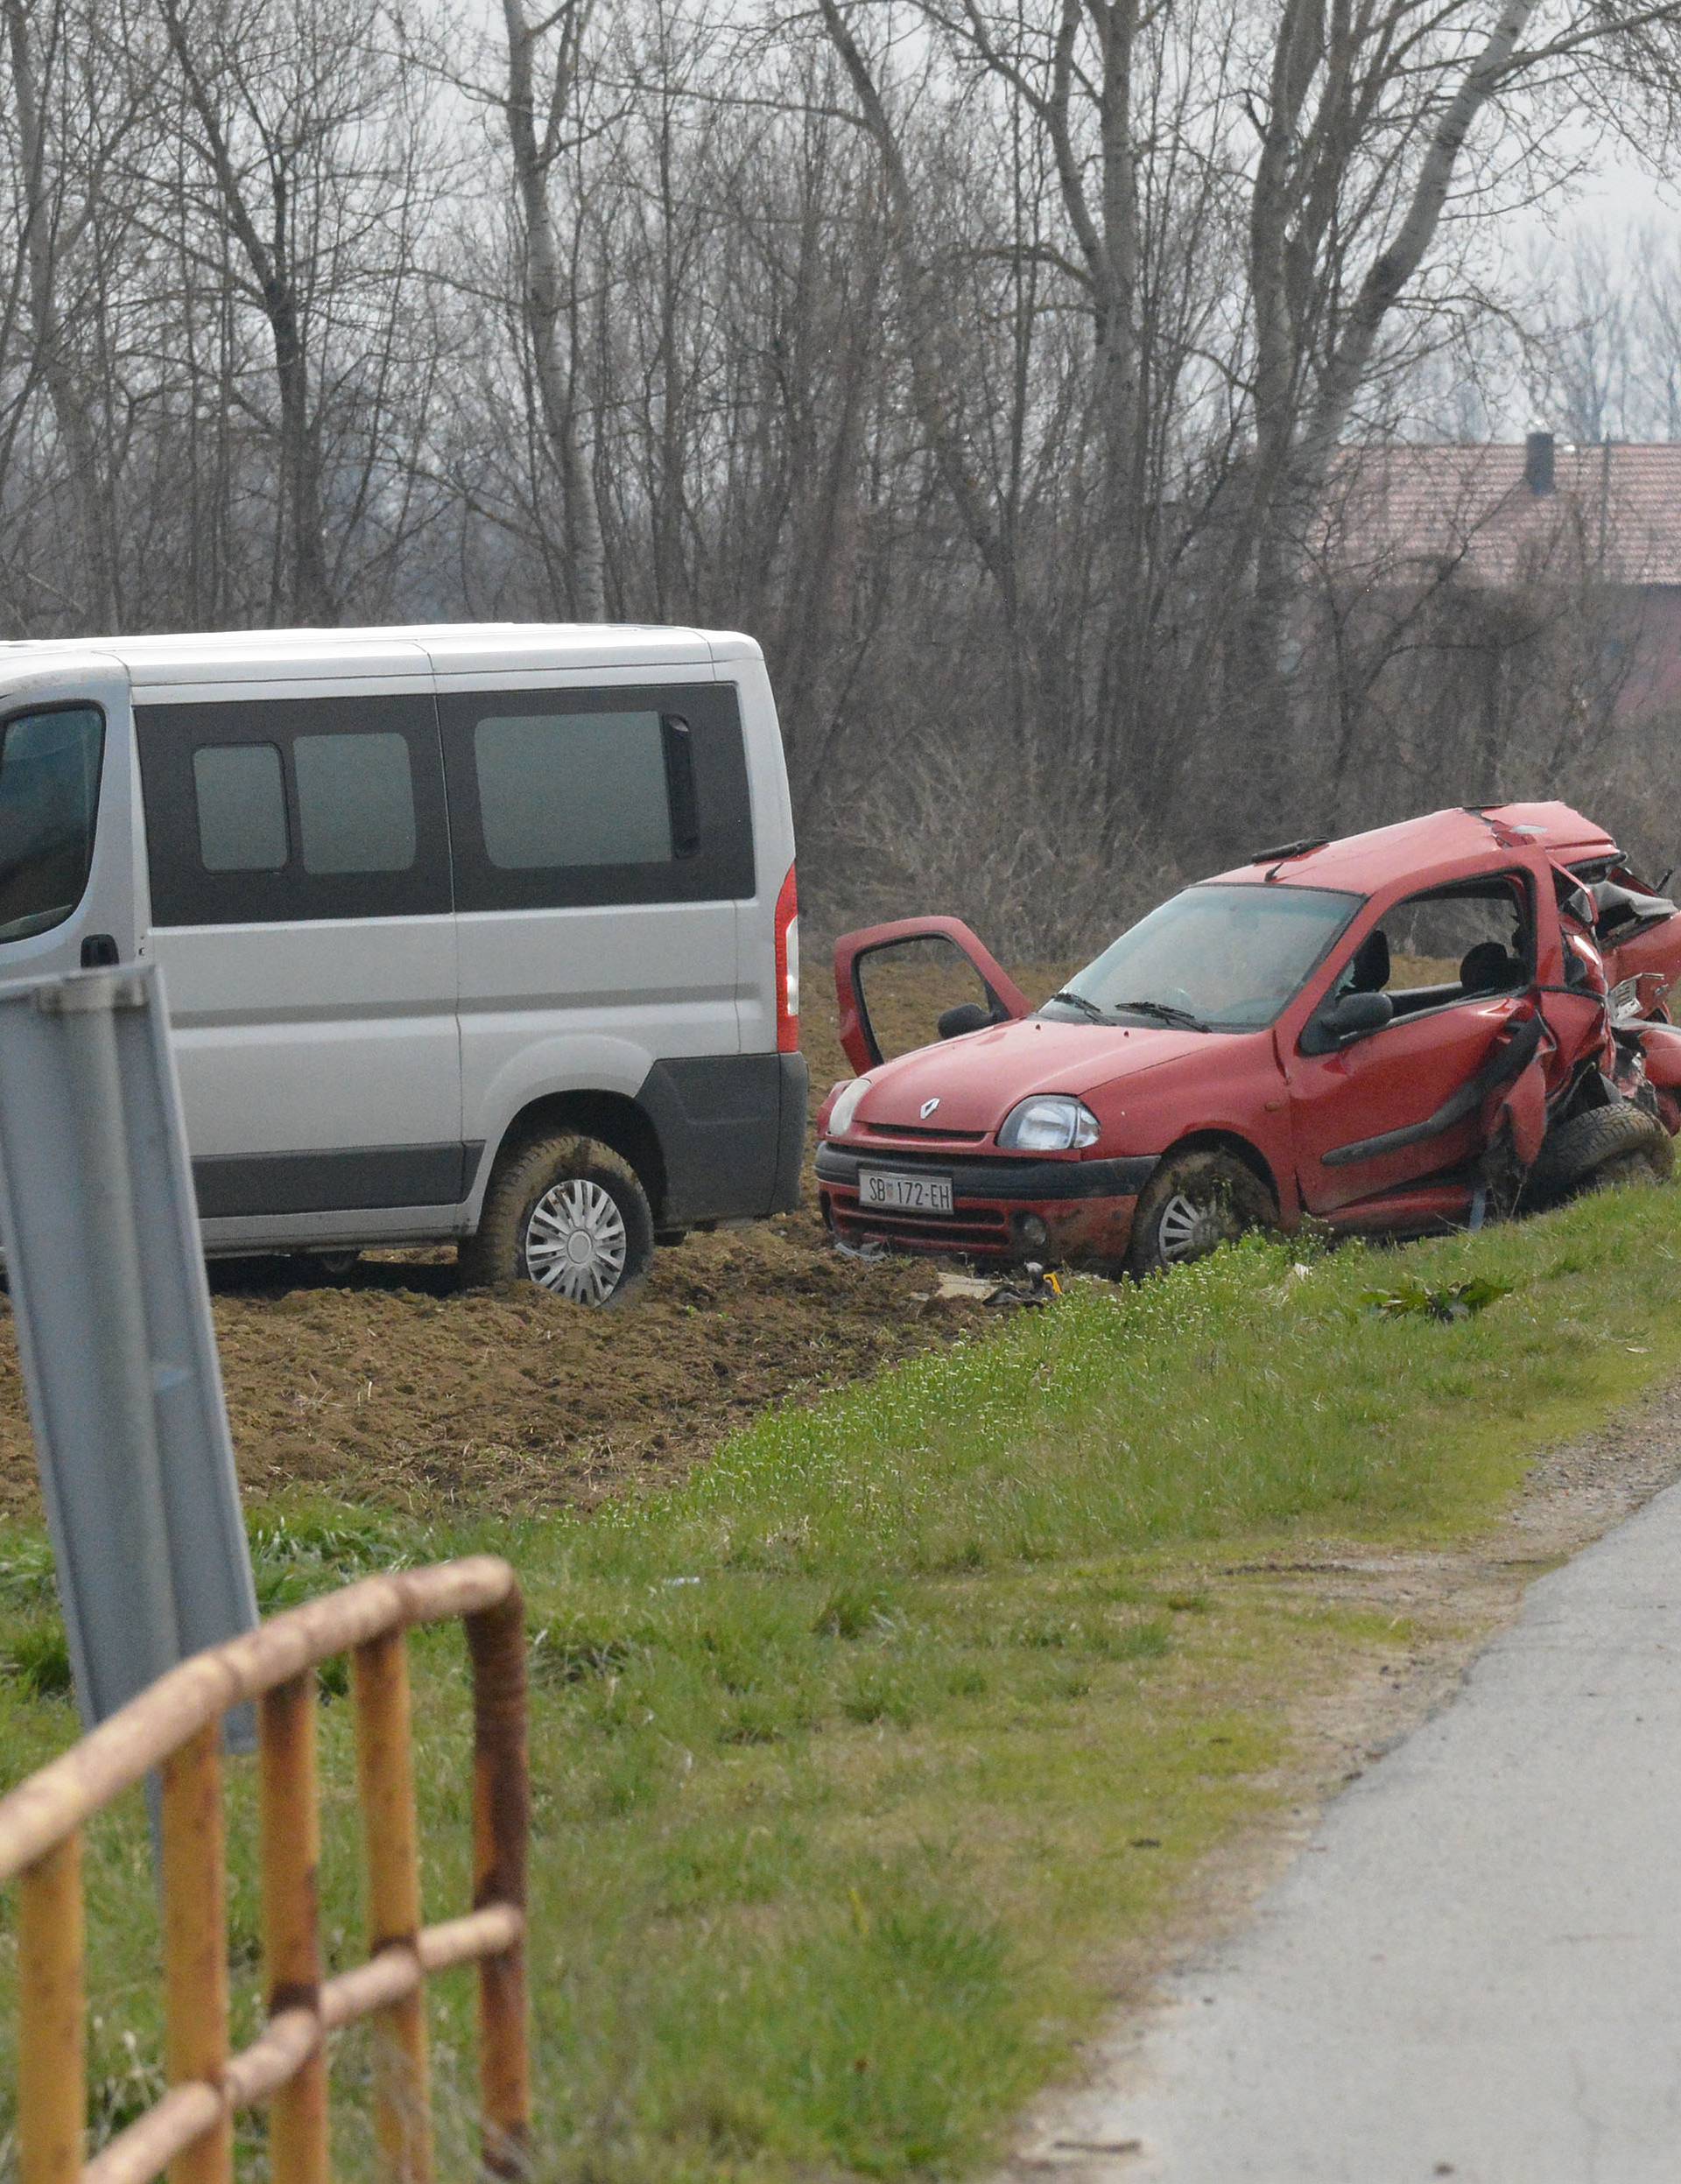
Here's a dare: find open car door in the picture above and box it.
[833,916,1031,1073]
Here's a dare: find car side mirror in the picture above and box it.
[938,1001,992,1040]
[1301,989,1394,1055]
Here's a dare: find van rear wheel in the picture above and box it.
[461,1134,655,1306]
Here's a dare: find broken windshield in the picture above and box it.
[1041,881,1361,1033]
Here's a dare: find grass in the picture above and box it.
[5,1187,1681,2177]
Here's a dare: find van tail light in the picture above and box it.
[774,863,799,1053]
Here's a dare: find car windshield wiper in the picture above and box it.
[1110,997,1211,1031]
[1042,990,1108,1024]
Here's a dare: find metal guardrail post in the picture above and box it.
[0,962,257,1731]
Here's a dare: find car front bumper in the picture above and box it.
[814,1141,1157,1266]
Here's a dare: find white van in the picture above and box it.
[0,623,805,1304]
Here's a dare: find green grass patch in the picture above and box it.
[4,1187,1681,2177]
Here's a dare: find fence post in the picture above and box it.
[18,1833,83,2184]
[353,1630,434,2184]
[468,1591,531,2176]
[259,1674,330,2184]
[162,1722,232,2184]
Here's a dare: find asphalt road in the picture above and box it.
[1069,1478,1681,2181]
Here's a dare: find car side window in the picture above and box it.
[437,681,754,913]
[1333,875,1533,1022]
[139,695,449,925]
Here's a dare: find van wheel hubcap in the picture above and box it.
[524,1179,629,1303]
[1157,1191,1223,1263]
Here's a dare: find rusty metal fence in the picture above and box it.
[0,1555,529,2184]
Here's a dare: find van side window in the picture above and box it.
[0,705,104,942]
[295,733,416,874]
[193,744,287,873]
[438,682,754,912]
[475,711,671,869]
[138,694,449,926]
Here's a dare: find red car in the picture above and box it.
[815,804,1681,1275]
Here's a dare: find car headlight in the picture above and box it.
[828,1075,874,1135]
[997,1095,1101,1151]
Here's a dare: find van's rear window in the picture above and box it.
[436,680,755,912]
[475,712,671,869]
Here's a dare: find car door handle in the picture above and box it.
[80,933,119,969]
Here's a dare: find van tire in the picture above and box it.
[461,1134,655,1306]
[1528,1102,1675,1208]
[1126,1149,1276,1278]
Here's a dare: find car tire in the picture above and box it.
[460,1133,655,1305]
[1527,1102,1675,1209]
[1125,1148,1277,1278]
[299,1249,361,1282]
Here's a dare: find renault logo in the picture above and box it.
[920,1097,940,1120]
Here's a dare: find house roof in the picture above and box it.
[1323,440,1681,590]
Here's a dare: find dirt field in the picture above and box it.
[0,954,1075,1521]
[0,940,1467,1521]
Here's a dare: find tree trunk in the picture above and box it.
[500,0,607,621]
[157,0,337,626]
[7,0,119,631]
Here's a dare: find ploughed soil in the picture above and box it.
[0,953,1074,1521]
[0,942,1466,1520]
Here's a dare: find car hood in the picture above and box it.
[840,1017,1214,1138]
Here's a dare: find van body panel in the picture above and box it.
[420,626,713,673]
[197,1203,469,1252]
[136,678,461,1220]
[124,641,433,686]
[634,1050,810,1222]
[0,624,804,1276]
[704,632,766,664]
[456,1012,723,1218]
[725,654,798,1060]
[152,917,461,1176]
[436,663,754,1228]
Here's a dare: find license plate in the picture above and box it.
[857,1169,954,1215]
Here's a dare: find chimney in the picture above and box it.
[1524,430,1555,496]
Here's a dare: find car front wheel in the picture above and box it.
[1527,1102,1675,1209]
[460,1133,655,1305]
[1125,1148,1276,1278]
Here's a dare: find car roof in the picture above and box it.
[1209,802,1618,897]
[0,622,762,686]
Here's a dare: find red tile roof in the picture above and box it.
[1323,441,1681,589]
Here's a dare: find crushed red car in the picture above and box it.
[815,803,1681,1275]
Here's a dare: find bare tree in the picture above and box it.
[154,0,444,622]
[493,0,608,617]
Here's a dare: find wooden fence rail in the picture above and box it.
[0,1555,530,2184]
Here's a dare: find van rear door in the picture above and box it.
[0,656,140,981]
